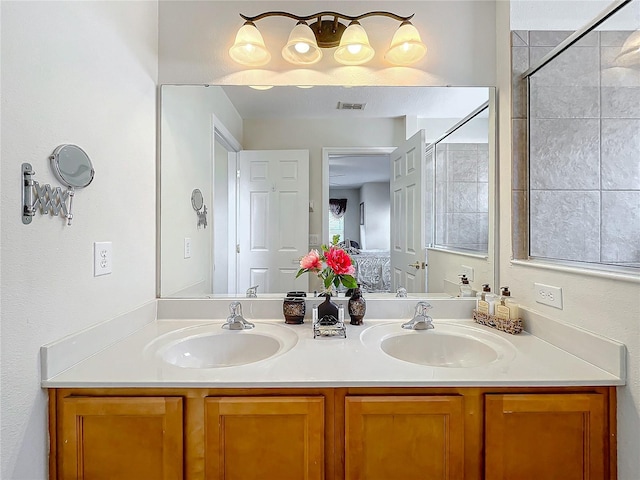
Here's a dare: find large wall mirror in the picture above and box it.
[159,85,496,298]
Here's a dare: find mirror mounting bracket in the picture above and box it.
[22,144,94,226]
[22,162,72,225]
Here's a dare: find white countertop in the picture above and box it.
[42,316,624,388]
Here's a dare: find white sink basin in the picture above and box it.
[149,323,298,368]
[361,322,516,368]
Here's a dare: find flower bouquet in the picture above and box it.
[296,243,358,293]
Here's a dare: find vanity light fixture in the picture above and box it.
[229,11,427,67]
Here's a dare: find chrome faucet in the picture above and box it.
[246,285,259,298]
[223,301,255,330]
[396,287,407,298]
[402,301,434,330]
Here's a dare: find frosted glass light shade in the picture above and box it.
[334,23,375,65]
[229,23,271,67]
[282,23,323,65]
[385,22,427,66]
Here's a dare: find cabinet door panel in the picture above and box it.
[205,396,324,480]
[485,393,607,480]
[59,396,183,480]
[345,396,465,480]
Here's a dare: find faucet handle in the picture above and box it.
[246,285,259,298]
[415,301,432,316]
[396,287,407,298]
[229,301,243,316]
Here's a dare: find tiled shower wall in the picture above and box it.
[512,30,640,266]
[435,142,489,253]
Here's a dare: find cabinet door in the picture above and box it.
[59,396,183,480]
[345,396,465,480]
[485,393,607,480]
[205,396,324,480]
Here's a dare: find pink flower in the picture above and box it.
[300,249,322,271]
[325,247,355,276]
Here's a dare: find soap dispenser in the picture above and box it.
[458,275,474,297]
[476,284,497,315]
[496,286,519,320]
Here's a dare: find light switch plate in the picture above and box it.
[94,242,112,276]
[534,282,563,309]
[309,234,320,246]
[184,238,192,259]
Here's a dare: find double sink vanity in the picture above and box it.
[42,296,624,480]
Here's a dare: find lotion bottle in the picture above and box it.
[496,286,519,320]
[476,284,491,314]
[477,284,498,315]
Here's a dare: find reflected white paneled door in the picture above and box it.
[390,131,426,293]
[237,150,309,293]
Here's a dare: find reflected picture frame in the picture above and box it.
[360,202,364,225]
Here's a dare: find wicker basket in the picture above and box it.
[472,309,523,335]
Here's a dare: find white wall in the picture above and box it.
[360,182,391,250]
[499,3,640,479]
[0,2,159,478]
[242,117,403,242]
[329,188,361,245]
[213,139,230,294]
[158,0,496,87]
[160,85,242,296]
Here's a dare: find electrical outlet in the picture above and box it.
[184,238,192,259]
[534,282,563,309]
[461,265,474,281]
[309,234,320,246]
[94,242,112,276]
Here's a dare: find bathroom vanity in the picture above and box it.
[43,299,624,480]
[48,385,616,480]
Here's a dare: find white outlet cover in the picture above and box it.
[534,282,563,309]
[184,238,192,259]
[94,242,112,276]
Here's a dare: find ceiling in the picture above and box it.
[221,85,489,120]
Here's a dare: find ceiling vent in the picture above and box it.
[337,102,366,110]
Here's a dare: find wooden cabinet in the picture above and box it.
[57,396,183,480]
[485,393,609,480]
[205,396,324,480]
[344,396,464,480]
[49,387,615,480]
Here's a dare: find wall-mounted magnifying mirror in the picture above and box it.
[49,144,94,226]
[51,144,94,189]
[192,189,204,211]
[191,188,208,229]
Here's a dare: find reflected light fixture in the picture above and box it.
[614,30,640,68]
[229,11,427,67]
